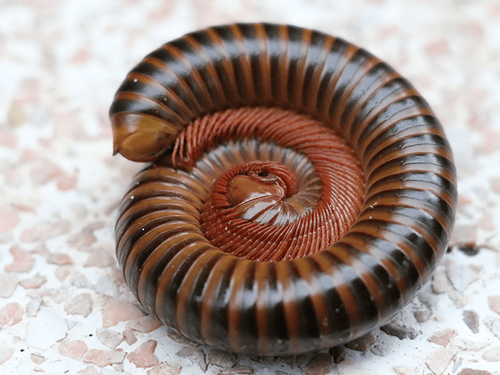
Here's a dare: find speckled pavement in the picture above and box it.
[1,1,500,374]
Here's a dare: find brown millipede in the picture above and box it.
[110,23,457,356]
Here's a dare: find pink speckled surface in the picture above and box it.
[1,1,500,374]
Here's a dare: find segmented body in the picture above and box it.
[110,23,457,356]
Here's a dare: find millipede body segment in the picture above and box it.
[110,23,457,356]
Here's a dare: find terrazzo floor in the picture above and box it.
[1,0,500,374]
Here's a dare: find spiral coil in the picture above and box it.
[111,23,457,355]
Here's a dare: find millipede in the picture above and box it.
[110,23,457,356]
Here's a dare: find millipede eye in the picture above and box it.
[111,23,457,356]
[249,169,275,181]
[254,170,268,177]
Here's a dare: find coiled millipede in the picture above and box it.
[110,23,457,356]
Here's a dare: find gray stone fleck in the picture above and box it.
[432,267,449,294]
[64,293,93,317]
[414,306,432,323]
[176,346,206,372]
[381,323,418,340]
[167,329,200,347]
[94,277,119,297]
[207,349,236,369]
[305,353,334,375]
[220,365,255,374]
[96,328,124,350]
[344,332,376,352]
[462,310,479,333]
[446,264,481,292]
[70,271,91,288]
[447,289,468,309]
[484,317,500,339]
[26,299,42,317]
[418,285,440,308]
